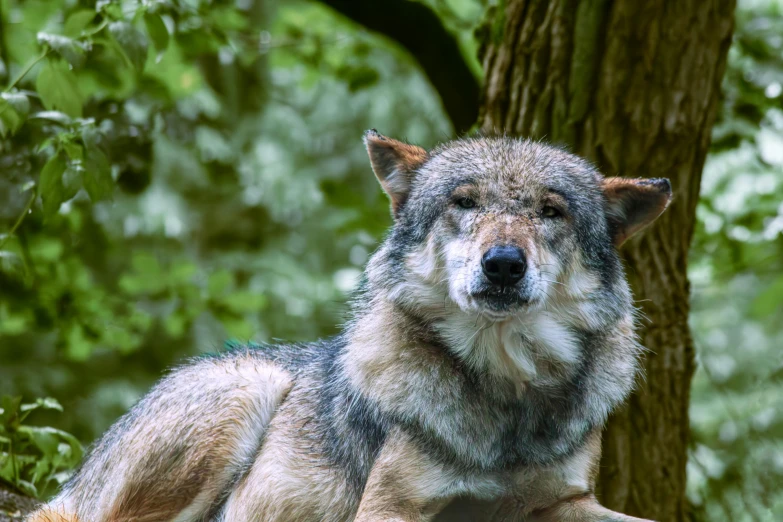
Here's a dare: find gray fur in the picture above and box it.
[30,134,670,522]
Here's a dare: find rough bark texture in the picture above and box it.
[479,1,735,520]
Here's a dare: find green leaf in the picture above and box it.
[37,32,88,67]
[19,426,60,459]
[65,324,91,361]
[164,313,187,337]
[81,128,113,201]
[29,111,73,125]
[0,92,28,136]
[2,92,30,118]
[337,65,380,92]
[62,162,83,201]
[52,470,74,485]
[63,9,97,38]
[56,429,83,463]
[62,140,83,161]
[30,458,50,485]
[20,397,63,413]
[15,479,38,498]
[39,152,67,220]
[222,290,267,313]
[221,317,254,340]
[171,262,198,285]
[109,21,149,73]
[42,397,64,411]
[751,276,783,318]
[36,59,83,118]
[0,250,25,280]
[29,237,63,262]
[97,0,124,20]
[208,270,233,296]
[144,13,169,57]
[0,99,22,137]
[19,426,81,460]
[1,396,22,428]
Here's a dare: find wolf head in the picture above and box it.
[363,131,671,327]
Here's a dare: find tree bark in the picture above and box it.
[479,1,735,520]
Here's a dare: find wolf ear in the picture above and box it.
[601,177,672,246]
[364,129,428,217]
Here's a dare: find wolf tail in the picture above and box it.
[28,351,292,522]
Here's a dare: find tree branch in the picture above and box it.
[318,0,480,133]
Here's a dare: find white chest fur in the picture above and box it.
[435,310,582,384]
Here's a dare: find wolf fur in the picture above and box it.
[30,132,672,522]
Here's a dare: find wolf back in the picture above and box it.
[30,133,671,522]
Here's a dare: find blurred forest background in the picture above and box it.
[0,0,781,519]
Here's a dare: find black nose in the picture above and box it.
[482,246,526,287]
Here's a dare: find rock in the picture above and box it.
[0,488,38,522]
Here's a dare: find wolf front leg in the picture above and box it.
[483,495,654,522]
[354,428,455,522]
[489,430,655,522]
[525,495,654,522]
[28,352,292,522]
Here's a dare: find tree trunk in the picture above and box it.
[479,1,735,520]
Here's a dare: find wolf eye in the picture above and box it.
[455,197,476,209]
[541,206,561,218]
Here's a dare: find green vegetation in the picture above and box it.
[0,0,780,519]
[0,396,82,498]
[688,1,783,519]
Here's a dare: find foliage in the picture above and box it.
[687,0,783,520]
[0,395,82,499]
[0,0,450,443]
[0,0,279,366]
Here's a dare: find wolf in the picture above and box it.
[31,131,672,522]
